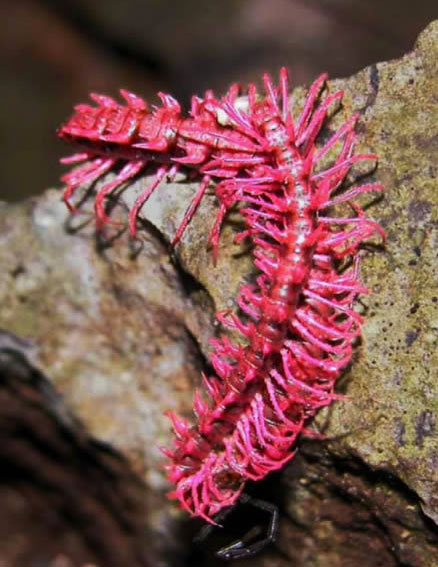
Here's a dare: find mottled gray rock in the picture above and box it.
[0,192,214,566]
[1,20,438,567]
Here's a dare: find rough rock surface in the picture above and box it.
[0,343,154,567]
[1,20,438,567]
[0,194,214,566]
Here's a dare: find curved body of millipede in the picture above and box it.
[57,69,384,524]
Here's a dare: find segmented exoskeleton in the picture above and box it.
[162,70,384,522]
[58,84,269,249]
[58,70,384,525]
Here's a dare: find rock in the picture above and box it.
[1,20,438,567]
[0,193,212,566]
[0,343,153,567]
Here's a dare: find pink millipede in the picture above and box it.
[57,69,384,532]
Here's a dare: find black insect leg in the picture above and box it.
[194,493,279,561]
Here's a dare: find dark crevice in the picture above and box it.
[171,254,208,298]
[326,453,427,508]
[294,446,438,566]
[358,63,380,113]
[0,345,153,567]
[180,323,214,385]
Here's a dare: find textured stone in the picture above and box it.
[0,192,214,565]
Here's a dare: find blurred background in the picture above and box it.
[0,0,437,203]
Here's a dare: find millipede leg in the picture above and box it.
[128,166,170,237]
[94,160,145,228]
[171,175,211,246]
